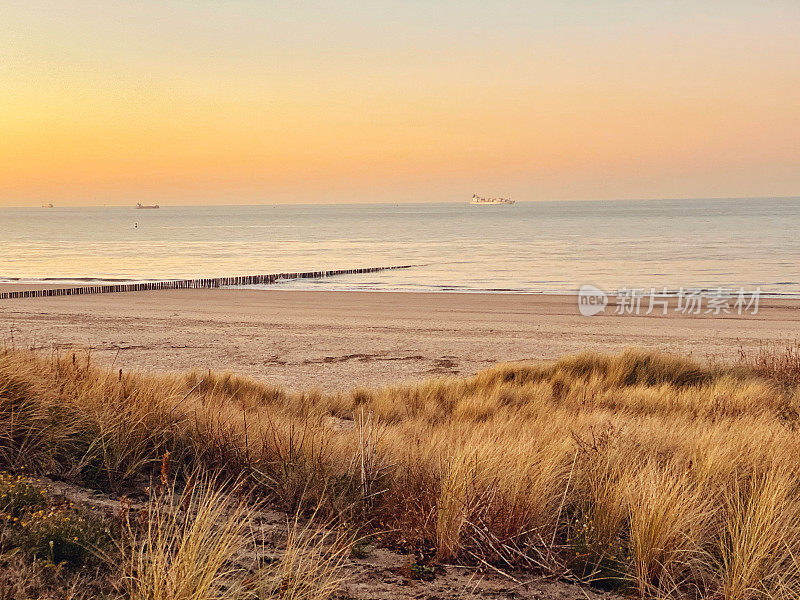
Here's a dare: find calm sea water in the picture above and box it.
[1,198,799,295]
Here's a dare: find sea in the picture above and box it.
[1,197,799,296]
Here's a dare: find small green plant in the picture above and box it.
[350,537,373,559]
[0,472,116,567]
[10,504,114,566]
[567,512,629,590]
[0,471,47,518]
[406,561,439,582]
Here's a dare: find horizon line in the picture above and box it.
[1,194,799,209]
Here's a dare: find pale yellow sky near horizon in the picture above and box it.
[1,1,799,206]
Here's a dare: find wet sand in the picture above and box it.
[1,287,798,391]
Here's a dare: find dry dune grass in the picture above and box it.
[3,344,800,598]
[116,476,349,600]
[119,478,255,600]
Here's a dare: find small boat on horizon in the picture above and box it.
[42,203,54,208]
[470,194,515,205]
[136,202,160,209]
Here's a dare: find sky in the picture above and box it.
[1,1,799,206]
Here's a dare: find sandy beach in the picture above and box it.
[1,287,798,391]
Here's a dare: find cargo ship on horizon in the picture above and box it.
[470,194,514,205]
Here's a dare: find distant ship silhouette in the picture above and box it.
[469,194,514,205]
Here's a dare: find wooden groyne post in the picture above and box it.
[0,265,415,300]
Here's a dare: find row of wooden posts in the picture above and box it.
[0,265,415,300]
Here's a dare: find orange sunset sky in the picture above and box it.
[1,1,799,206]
